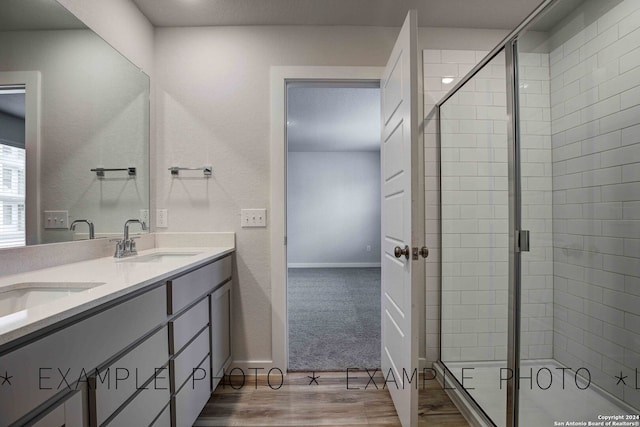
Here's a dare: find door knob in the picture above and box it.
[419,246,429,258]
[394,245,410,259]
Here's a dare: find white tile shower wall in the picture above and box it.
[423,50,481,365]
[438,51,510,363]
[519,52,555,360]
[549,0,640,408]
[424,49,554,365]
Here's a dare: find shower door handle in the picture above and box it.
[394,245,410,260]
[518,230,530,252]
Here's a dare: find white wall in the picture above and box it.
[154,25,507,367]
[548,0,640,409]
[287,151,381,267]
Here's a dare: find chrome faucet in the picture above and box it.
[70,219,95,239]
[113,219,147,258]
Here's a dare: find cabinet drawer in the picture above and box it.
[169,298,208,355]
[172,356,211,427]
[151,403,171,427]
[171,327,209,392]
[168,256,231,314]
[30,391,84,427]
[0,285,166,427]
[104,385,169,427]
[91,326,169,426]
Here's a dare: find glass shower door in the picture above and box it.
[439,49,510,427]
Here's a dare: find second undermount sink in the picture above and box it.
[0,282,105,318]
[122,252,201,263]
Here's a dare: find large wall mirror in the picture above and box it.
[0,0,150,247]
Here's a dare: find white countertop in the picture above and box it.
[0,246,234,348]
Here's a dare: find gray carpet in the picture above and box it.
[287,267,381,371]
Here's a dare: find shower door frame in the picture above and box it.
[434,0,566,426]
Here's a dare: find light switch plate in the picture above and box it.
[43,210,69,229]
[156,209,168,228]
[241,209,267,227]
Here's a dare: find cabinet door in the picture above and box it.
[210,281,231,387]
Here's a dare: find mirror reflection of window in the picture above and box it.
[0,86,26,248]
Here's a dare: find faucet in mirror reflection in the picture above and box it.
[69,220,95,240]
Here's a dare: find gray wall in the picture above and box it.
[287,151,381,267]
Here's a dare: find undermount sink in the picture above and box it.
[122,252,201,263]
[0,282,105,318]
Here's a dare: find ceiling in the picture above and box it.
[287,86,380,152]
[132,0,544,29]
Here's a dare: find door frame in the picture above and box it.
[0,71,41,246]
[270,66,384,372]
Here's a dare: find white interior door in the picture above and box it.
[380,10,422,427]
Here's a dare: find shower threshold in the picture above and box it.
[437,359,638,427]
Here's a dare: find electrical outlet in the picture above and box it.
[240,209,267,228]
[366,245,371,252]
[139,209,149,227]
[156,209,168,228]
[43,210,69,229]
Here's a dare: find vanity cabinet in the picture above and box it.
[0,252,234,427]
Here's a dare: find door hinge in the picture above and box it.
[518,230,530,252]
[284,236,287,246]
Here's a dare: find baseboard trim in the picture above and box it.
[229,360,283,372]
[287,263,381,268]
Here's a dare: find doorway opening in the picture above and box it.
[286,81,382,371]
[0,85,26,248]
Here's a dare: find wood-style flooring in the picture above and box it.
[195,371,470,426]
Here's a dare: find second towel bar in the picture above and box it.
[168,166,212,177]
